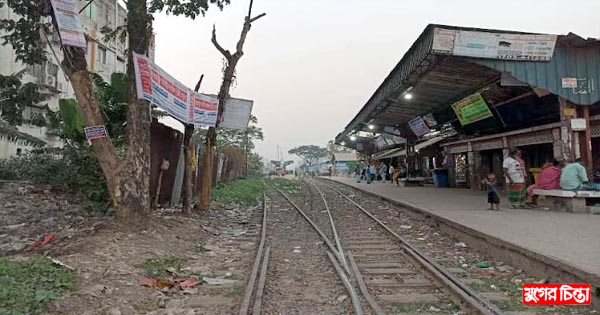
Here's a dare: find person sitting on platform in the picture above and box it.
[526,159,562,206]
[560,158,600,191]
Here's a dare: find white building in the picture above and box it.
[0,0,154,159]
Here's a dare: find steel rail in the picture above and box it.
[326,251,364,315]
[322,182,505,315]
[238,192,268,315]
[272,186,351,275]
[251,246,271,315]
[309,181,349,271]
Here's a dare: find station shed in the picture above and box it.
[335,24,600,189]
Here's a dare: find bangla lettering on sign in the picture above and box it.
[50,0,87,49]
[451,92,494,126]
[522,284,591,305]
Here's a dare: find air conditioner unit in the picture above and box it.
[46,76,56,88]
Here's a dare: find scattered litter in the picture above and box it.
[224,272,233,278]
[201,244,219,252]
[292,249,302,253]
[428,306,441,312]
[202,225,220,236]
[454,242,467,248]
[534,278,548,284]
[166,267,178,275]
[178,279,201,288]
[202,277,238,285]
[475,262,491,268]
[293,246,301,249]
[48,257,74,271]
[284,259,290,263]
[461,264,468,268]
[400,225,412,230]
[417,237,426,241]
[490,284,497,290]
[28,234,55,249]
[224,230,246,236]
[336,295,348,302]
[138,277,173,289]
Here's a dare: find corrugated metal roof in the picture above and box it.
[472,44,600,105]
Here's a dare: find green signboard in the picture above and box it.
[451,92,493,126]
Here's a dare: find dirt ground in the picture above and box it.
[0,182,262,315]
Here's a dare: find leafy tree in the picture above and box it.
[247,152,264,176]
[0,70,53,147]
[0,0,228,221]
[288,145,327,167]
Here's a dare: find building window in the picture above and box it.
[98,47,107,65]
[83,2,97,21]
[16,148,22,156]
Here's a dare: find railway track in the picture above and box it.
[239,181,504,314]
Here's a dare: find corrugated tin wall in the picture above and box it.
[472,45,600,105]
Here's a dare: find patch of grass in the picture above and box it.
[211,178,266,206]
[268,178,302,194]
[469,278,520,296]
[493,299,528,312]
[0,257,75,315]
[137,256,182,278]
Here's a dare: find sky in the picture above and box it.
[153,0,600,163]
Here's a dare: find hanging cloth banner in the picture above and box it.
[133,53,220,127]
[133,53,191,123]
[190,92,219,127]
[451,92,494,126]
[50,0,87,49]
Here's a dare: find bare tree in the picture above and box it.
[198,0,265,211]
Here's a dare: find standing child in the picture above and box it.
[483,173,501,210]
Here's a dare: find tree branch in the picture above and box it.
[211,25,231,60]
[250,13,266,23]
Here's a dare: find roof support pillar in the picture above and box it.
[578,105,593,177]
[558,97,576,162]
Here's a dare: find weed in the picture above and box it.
[137,256,181,278]
[493,299,528,311]
[267,178,302,194]
[0,257,75,315]
[211,178,265,206]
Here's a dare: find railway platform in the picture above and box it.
[323,176,600,284]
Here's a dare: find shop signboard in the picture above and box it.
[497,33,557,61]
[220,98,254,130]
[433,28,557,61]
[50,0,87,49]
[408,116,431,137]
[453,31,500,59]
[422,113,438,127]
[451,93,494,126]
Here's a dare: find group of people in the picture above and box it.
[483,148,599,210]
[353,162,407,185]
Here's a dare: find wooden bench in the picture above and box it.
[533,189,600,213]
[399,177,425,187]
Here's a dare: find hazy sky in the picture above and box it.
[153,0,600,162]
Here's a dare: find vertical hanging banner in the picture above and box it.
[408,116,431,137]
[451,93,494,126]
[219,98,254,130]
[190,92,219,127]
[133,53,192,123]
[50,0,87,49]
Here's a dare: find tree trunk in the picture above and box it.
[118,0,152,219]
[62,48,122,207]
[198,127,216,211]
[182,75,203,214]
[181,124,194,214]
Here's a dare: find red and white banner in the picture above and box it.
[522,283,591,305]
[190,92,219,127]
[133,53,219,127]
